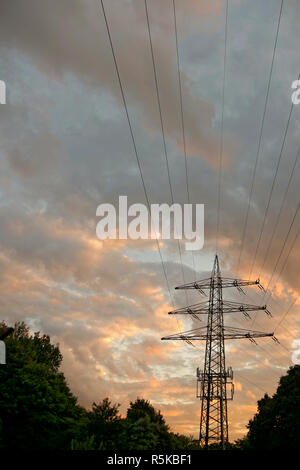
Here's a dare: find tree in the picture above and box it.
[91,397,121,422]
[123,415,161,450]
[246,365,300,450]
[0,321,87,449]
[124,398,173,450]
[127,397,167,427]
[0,320,213,450]
[87,397,122,449]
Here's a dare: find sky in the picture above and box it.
[0,0,300,441]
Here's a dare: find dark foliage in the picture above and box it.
[243,365,300,450]
[0,322,197,450]
[0,321,87,449]
[2,320,298,450]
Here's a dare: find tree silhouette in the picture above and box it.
[0,321,86,449]
[245,365,300,450]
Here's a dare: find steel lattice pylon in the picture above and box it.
[161,254,278,449]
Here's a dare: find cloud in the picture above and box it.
[0,0,236,167]
[0,0,300,442]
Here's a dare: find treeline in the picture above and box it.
[0,321,197,450]
[237,363,300,450]
[71,397,198,451]
[0,321,300,450]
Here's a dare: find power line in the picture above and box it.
[248,97,295,280]
[216,0,229,253]
[99,0,174,309]
[267,224,300,302]
[249,202,299,328]
[258,141,300,279]
[172,0,197,281]
[237,0,284,272]
[172,0,190,205]
[250,202,299,329]
[264,202,300,300]
[144,0,188,302]
[274,294,299,334]
[144,0,174,204]
[234,372,270,395]
[256,335,291,358]
[253,207,300,333]
[279,322,297,339]
[250,223,300,339]
[234,305,292,366]
[262,223,300,333]
[243,309,293,364]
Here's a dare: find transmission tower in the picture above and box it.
[161,254,278,448]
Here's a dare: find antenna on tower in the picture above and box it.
[161,254,276,449]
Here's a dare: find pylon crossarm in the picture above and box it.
[161,326,207,341]
[224,332,273,340]
[168,301,208,315]
[221,277,261,286]
[223,301,271,317]
[161,325,274,342]
[168,300,270,317]
[175,277,211,290]
[174,277,265,293]
[223,300,265,310]
[223,325,274,341]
